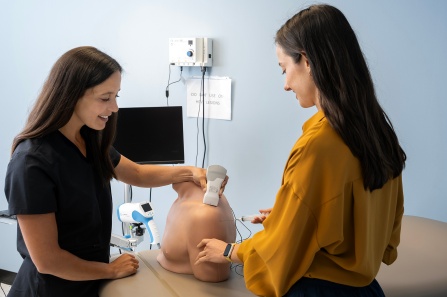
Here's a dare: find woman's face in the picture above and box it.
[73,71,121,131]
[276,46,320,109]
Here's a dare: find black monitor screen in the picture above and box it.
[114,106,184,164]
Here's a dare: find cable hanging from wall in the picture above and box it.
[165,64,183,106]
[195,66,207,168]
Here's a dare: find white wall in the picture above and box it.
[1,0,446,271]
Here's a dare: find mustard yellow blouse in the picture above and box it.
[237,110,404,297]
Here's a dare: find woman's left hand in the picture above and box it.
[195,238,228,265]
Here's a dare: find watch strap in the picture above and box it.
[223,243,235,262]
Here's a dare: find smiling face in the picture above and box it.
[72,71,121,131]
[276,46,320,110]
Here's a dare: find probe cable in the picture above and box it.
[201,67,207,168]
[165,65,183,106]
[194,66,207,167]
[230,207,253,276]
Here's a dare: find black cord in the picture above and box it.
[195,73,203,167]
[193,66,208,167]
[230,208,251,243]
[231,263,245,277]
[201,67,207,168]
[195,112,199,166]
[165,65,183,106]
[229,207,253,277]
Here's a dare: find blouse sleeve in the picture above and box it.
[237,182,321,297]
[237,128,324,297]
[236,112,342,297]
[382,175,404,265]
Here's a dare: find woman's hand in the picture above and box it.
[195,238,229,265]
[218,175,229,196]
[251,208,272,224]
[191,166,207,190]
[108,253,139,279]
[17,213,139,281]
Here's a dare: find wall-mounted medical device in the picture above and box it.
[169,37,213,67]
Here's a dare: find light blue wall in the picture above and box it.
[1,0,446,270]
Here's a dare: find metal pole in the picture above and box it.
[123,183,132,236]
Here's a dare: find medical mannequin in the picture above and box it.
[157,181,236,282]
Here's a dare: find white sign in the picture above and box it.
[186,76,232,120]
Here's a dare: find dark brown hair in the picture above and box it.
[11,46,122,182]
[276,4,406,191]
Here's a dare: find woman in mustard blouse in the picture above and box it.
[195,4,406,297]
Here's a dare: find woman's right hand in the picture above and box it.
[109,253,139,279]
[251,208,272,224]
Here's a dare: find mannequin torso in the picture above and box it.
[157,182,236,282]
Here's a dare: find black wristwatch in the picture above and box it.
[223,243,235,262]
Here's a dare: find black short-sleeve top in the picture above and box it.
[4,130,121,296]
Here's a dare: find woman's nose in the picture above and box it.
[109,98,119,112]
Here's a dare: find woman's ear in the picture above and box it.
[304,56,312,75]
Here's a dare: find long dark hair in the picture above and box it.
[12,46,122,183]
[275,4,406,191]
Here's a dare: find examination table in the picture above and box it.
[376,215,447,297]
[99,249,255,297]
[101,215,447,297]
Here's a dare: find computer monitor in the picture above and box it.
[113,106,185,164]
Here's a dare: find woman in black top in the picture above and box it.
[5,46,219,297]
